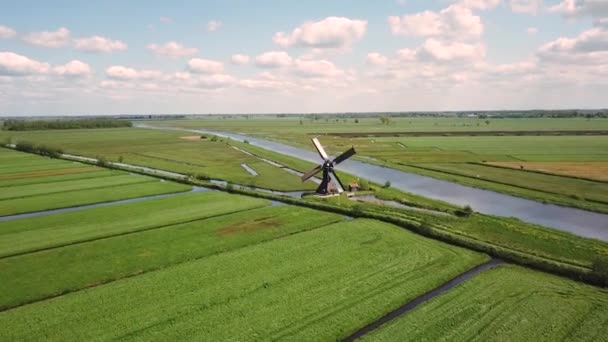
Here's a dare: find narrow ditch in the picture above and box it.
[342,258,505,341]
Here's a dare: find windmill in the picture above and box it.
[301,137,356,195]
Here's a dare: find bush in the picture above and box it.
[455,205,474,217]
[244,140,250,144]
[15,141,36,153]
[383,181,391,188]
[96,156,110,168]
[591,257,608,286]
[210,136,218,142]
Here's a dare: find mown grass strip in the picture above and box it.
[0,169,119,188]
[0,174,158,201]
[0,219,486,341]
[0,180,192,217]
[363,265,608,341]
[0,205,344,311]
[0,191,268,257]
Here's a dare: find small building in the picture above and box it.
[348,182,360,192]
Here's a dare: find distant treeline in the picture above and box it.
[1,119,132,131]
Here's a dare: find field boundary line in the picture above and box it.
[0,203,270,260]
[0,215,345,313]
[469,161,608,184]
[341,259,505,341]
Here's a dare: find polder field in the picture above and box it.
[145,116,608,213]
[0,127,318,192]
[0,147,191,216]
[2,117,608,341]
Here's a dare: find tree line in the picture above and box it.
[1,119,132,131]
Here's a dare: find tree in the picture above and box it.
[299,120,303,125]
[354,119,359,124]
[485,120,491,125]
[379,116,391,125]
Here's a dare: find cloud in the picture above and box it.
[73,36,127,53]
[549,0,608,19]
[389,5,483,39]
[187,58,224,74]
[196,74,235,88]
[397,48,418,61]
[509,0,543,14]
[292,59,344,78]
[231,54,250,65]
[0,52,50,76]
[255,51,293,68]
[457,0,502,10]
[537,27,608,66]
[53,60,92,77]
[207,20,222,32]
[0,25,16,39]
[147,42,198,58]
[419,38,486,61]
[527,27,539,34]
[366,52,388,65]
[106,66,162,80]
[23,27,70,48]
[160,17,173,24]
[273,17,367,48]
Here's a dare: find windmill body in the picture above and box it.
[301,138,356,195]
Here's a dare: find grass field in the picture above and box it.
[0,219,486,341]
[364,265,608,341]
[0,205,344,310]
[0,191,269,257]
[145,117,608,213]
[0,128,317,191]
[490,161,608,181]
[0,147,192,216]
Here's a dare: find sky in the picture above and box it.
[0,0,607,115]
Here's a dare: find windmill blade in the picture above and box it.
[301,164,323,182]
[332,147,356,165]
[312,137,329,161]
[330,171,345,193]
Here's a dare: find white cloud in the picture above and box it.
[187,58,224,74]
[0,25,16,39]
[255,51,293,68]
[74,36,127,53]
[537,27,608,66]
[549,0,608,19]
[207,20,222,32]
[527,27,539,34]
[458,0,502,10]
[273,17,367,48]
[510,0,543,14]
[366,52,388,65]
[53,60,92,77]
[231,54,250,65]
[292,59,344,78]
[419,38,486,61]
[389,5,483,39]
[196,74,235,88]
[397,48,418,60]
[23,27,70,48]
[160,17,173,24]
[147,42,198,58]
[0,52,50,76]
[106,66,162,80]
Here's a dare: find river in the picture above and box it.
[135,124,608,242]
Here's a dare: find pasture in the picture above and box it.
[145,117,608,213]
[0,147,191,216]
[0,219,486,340]
[364,265,608,341]
[0,128,317,191]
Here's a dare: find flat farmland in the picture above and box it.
[490,161,608,181]
[0,191,269,257]
[0,128,317,191]
[0,148,191,216]
[0,205,344,310]
[0,219,487,341]
[364,265,608,341]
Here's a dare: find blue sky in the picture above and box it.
[0,0,606,115]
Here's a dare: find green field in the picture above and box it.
[0,128,317,191]
[143,117,608,213]
[364,265,608,341]
[0,205,344,310]
[0,191,269,257]
[0,147,192,216]
[0,219,486,341]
